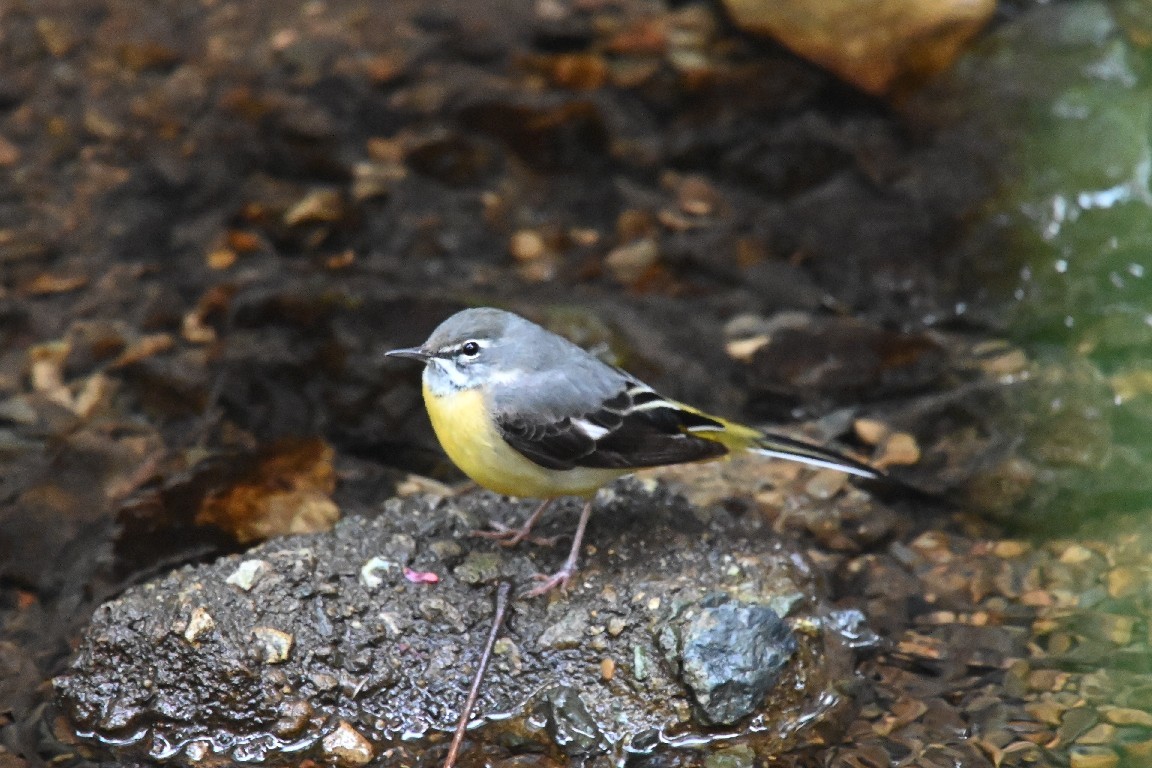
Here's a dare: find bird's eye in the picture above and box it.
[460,341,481,357]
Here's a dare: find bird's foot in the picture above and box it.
[521,499,592,598]
[471,499,556,547]
[471,520,559,548]
[524,566,576,598]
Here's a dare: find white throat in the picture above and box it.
[424,358,472,395]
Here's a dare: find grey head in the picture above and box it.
[386,308,594,394]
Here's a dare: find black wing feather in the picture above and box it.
[496,382,729,471]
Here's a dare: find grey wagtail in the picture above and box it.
[387,307,881,596]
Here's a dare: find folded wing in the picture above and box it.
[496,379,729,471]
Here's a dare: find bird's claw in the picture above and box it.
[524,568,574,598]
[471,521,559,548]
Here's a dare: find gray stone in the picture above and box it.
[673,595,796,726]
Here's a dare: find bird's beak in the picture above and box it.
[385,346,431,362]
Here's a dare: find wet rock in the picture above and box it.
[704,743,756,768]
[665,595,797,726]
[55,479,859,763]
[530,686,604,755]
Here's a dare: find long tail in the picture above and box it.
[750,430,881,479]
[671,399,883,480]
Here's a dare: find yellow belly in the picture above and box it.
[422,383,625,498]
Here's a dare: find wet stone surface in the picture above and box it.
[54,479,864,765]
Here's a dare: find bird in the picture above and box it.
[386,307,882,596]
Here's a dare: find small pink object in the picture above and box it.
[403,567,440,584]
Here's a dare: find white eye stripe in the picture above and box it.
[435,339,490,357]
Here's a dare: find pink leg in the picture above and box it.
[525,499,592,598]
[472,499,558,547]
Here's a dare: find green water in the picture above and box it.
[945,1,1152,529]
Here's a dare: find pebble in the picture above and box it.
[272,699,313,737]
[877,432,920,467]
[225,559,269,591]
[804,469,847,500]
[1024,698,1065,726]
[724,336,769,361]
[321,721,374,767]
[452,551,503,585]
[1106,567,1140,598]
[1076,722,1116,745]
[1056,707,1098,745]
[853,418,889,446]
[675,174,719,216]
[1059,544,1095,565]
[1101,707,1152,727]
[251,627,294,664]
[359,556,396,589]
[492,638,522,674]
[0,135,21,167]
[1083,613,1135,646]
[604,237,659,285]
[205,248,237,270]
[993,540,1029,558]
[283,188,344,226]
[536,609,588,650]
[979,346,1030,378]
[183,607,215,645]
[509,229,547,262]
[703,743,756,768]
[1068,745,1119,768]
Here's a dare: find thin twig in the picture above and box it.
[442,581,513,768]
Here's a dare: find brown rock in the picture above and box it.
[321,721,374,768]
[722,0,995,95]
[876,432,920,467]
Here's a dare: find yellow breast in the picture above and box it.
[421,382,625,499]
